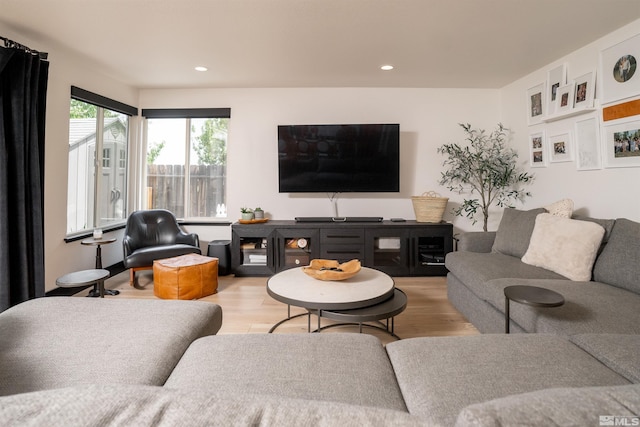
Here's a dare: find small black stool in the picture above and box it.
[504,285,564,333]
[56,269,110,298]
[207,240,231,275]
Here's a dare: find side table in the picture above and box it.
[56,269,110,298]
[504,285,564,333]
[81,237,119,297]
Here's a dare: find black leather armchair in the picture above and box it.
[123,209,201,286]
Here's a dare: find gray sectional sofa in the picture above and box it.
[446,209,640,335]
[1,293,640,425]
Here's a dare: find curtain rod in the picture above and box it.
[0,36,48,60]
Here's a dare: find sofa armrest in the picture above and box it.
[457,232,496,253]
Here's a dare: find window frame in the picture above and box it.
[142,108,230,221]
[66,87,138,237]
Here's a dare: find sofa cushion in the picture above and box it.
[521,213,605,281]
[446,251,565,294]
[572,214,616,244]
[0,298,222,396]
[455,384,640,427]
[491,208,546,258]
[570,334,640,383]
[593,218,640,294]
[165,333,407,412]
[385,334,630,426]
[0,384,422,427]
[481,278,640,334]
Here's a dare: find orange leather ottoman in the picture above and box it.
[153,254,218,300]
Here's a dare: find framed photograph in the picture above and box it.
[602,116,640,168]
[573,70,596,109]
[547,63,567,112]
[600,33,640,105]
[527,82,546,126]
[554,83,575,114]
[529,131,547,167]
[575,115,602,170]
[548,131,573,163]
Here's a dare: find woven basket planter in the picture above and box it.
[411,191,448,223]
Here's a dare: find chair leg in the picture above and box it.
[129,269,135,287]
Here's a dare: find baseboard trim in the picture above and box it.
[46,262,127,297]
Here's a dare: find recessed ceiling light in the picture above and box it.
[195,66,208,72]
[380,65,394,71]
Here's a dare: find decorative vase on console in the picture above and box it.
[254,207,264,219]
[240,207,254,221]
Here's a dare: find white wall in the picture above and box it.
[500,18,640,224]
[139,87,501,228]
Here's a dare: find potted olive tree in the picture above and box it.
[437,123,534,231]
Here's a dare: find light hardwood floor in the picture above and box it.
[82,271,479,345]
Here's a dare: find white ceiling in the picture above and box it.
[1,0,640,89]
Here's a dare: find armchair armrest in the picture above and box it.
[457,232,496,253]
[175,229,199,248]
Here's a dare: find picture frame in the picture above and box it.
[600,33,640,105]
[548,131,573,163]
[527,82,546,126]
[601,116,640,168]
[554,83,575,114]
[529,130,547,167]
[575,115,602,170]
[573,70,596,109]
[547,63,567,113]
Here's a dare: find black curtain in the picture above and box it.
[0,45,48,311]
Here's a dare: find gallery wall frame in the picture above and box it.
[547,63,567,113]
[548,131,573,163]
[574,115,602,170]
[601,115,640,168]
[600,33,640,105]
[527,82,546,126]
[529,130,547,167]
[554,83,575,115]
[573,70,596,109]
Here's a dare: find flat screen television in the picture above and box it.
[278,124,400,193]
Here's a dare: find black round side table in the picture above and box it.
[81,237,119,297]
[56,269,110,298]
[504,285,564,333]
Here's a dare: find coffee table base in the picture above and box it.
[269,289,407,340]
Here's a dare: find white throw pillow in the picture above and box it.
[522,213,605,281]
[544,198,574,218]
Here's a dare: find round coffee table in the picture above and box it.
[267,266,397,335]
[504,285,565,333]
[319,288,407,339]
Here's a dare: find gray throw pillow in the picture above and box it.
[572,214,616,244]
[491,208,546,258]
[593,218,640,294]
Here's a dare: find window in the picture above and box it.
[67,87,137,235]
[143,108,230,219]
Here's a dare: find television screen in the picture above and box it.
[278,124,400,193]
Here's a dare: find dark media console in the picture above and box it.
[231,220,453,277]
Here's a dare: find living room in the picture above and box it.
[1,3,639,289]
[2,2,640,424]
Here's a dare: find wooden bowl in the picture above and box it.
[302,259,362,281]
